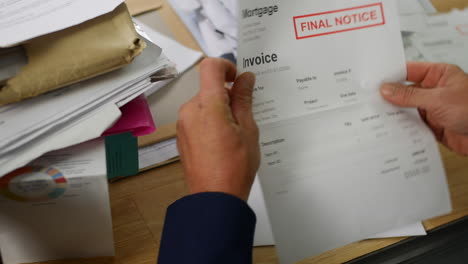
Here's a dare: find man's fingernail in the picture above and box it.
[239,72,256,89]
[245,72,256,85]
[381,84,396,96]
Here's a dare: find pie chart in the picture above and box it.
[0,166,68,202]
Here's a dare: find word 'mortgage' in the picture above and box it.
[242,5,279,19]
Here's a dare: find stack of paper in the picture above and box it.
[0,37,175,177]
[0,1,179,178]
[0,2,203,262]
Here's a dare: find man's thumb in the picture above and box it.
[230,72,256,126]
[380,83,433,109]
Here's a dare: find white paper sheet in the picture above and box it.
[412,31,468,71]
[399,8,468,71]
[399,8,468,33]
[397,0,426,15]
[249,177,427,246]
[0,139,114,264]
[173,0,201,13]
[133,20,203,96]
[219,0,238,17]
[134,137,429,247]
[0,0,123,47]
[198,18,235,56]
[134,20,202,75]
[369,222,426,239]
[199,0,237,39]
[0,103,121,180]
[238,0,452,263]
[169,0,212,55]
[397,0,436,15]
[138,138,179,170]
[418,0,437,13]
[402,32,426,62]
[248,178,275,246]
[168,0,237,57]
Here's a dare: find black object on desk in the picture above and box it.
[221,53,236,65]
[346,216,468,264]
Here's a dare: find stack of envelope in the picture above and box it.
[0,1,177,177]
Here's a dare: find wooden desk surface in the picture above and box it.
[38,1,468,264]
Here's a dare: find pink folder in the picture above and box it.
[103,95,156,137]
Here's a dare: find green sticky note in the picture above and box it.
[105,132,139,181]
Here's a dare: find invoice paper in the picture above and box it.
[249,177,427,247]
[237,0,452,263]
[0,140,114,264]
[0,0,123,47]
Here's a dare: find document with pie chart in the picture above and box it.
[0,140,114,264]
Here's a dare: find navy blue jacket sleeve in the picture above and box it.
[158,192,257,264]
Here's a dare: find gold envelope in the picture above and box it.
[0,3,146,106]
[431,0,468,12]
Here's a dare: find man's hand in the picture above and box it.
[177,58,260,201]
[380,62,468,155]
